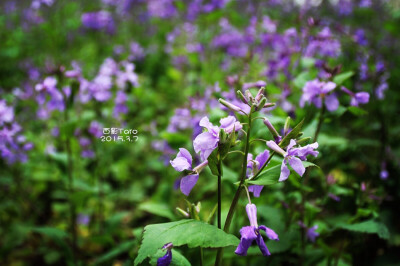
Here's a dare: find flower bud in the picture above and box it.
[219,99,243,113]
[246,203,258,228]
[237,90,248,104]
[255,87,265,102]
[245,90,254,104]
[284,117,291,136]
[267,140,286,156]
[263,102,275,108]
[176,207,189,217]
[257,97,267,110]
[263,118,280,139]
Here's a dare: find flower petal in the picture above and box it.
[157,250,172,266]
[170,157,191,172]
[180,174,199,196]
[235,226,257,256]
[279,161,290,182]
[193,132,219,154]
[325,93,339,111]
[177,148,192,166]
[255,233,271,256]
[288,157,305,177]
[248,185,264,197]
[259,225,279,240]
[255,150,270,170]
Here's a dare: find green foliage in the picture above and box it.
[135,220,239,265]
[336,220,390,240]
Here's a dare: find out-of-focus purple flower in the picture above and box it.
[375,74,389,100]
[341,86,369,107]
[88,121,103,138]
[353,29,368,46]
[246,150,270,197]
[0,100,14,125]
[242,80,267,91]
[305,27,341,58]
[380,162,389,180]
[193,116,242,160]
[116,61,139,89]
[307,225,319,242]
[267,139,318,181]
[79,137,95,158]
[81,11,115,34]
[31,0,54,9]
[157,243,173,266]
[328,193,340,202]
[170,148,208,195]
[129,42,145,61]
[235,204,278,256]
[300,79,339,111]
[77,214,90,225]
[147,0,177,19]
[359,0,372,8]
[35,76,57,92]
[113,91,129,118]
[298,222,320,242]
[51,127,59,137]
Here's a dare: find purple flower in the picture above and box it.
[77,214,90,225]
[235,204,278,256]
[193,116,242,160]
[300,79,339,111]
[170,148,208,196]
[0,100,14,125]
[341,87,369,107]
[157,242,173,266]
[81,11,115,34]
[246,150,270,197]
[267,139,318,181]
[328,193,341,202]
[307,225,319,242]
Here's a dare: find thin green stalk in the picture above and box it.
[217,158,222,229]
[200,247,204,266]
[215,109,253,266]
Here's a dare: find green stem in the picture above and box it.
[200,247,204,266]
[215,109,253,266]
[217,158,222,229]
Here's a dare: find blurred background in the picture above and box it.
[0,0,400,265]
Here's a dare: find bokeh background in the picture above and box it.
[1,0,400,265]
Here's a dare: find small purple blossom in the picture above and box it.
[341,86,370,107]
[300,79,339,111]
[235,204,279,256]
[81,11,115,34]
[193,116,242,160]
[170,148,208,196]
[157,242,173,266]
[267,139,318,181]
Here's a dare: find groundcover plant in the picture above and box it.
[1,0,400,265]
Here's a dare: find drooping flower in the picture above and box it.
[235,204,279,256]
[300,79,339,111]
[246,150,270,197]
[170,148,208,195]
[157,243,173,266]
[193,116,242,160]
[267,139,318,181]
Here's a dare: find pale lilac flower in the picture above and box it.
[235,204,278,256]
[300,79,339,111]
[157,243,173,266]
[193,116,242,160]
[170,148,208,195]
[77,214,90,225]
[267,139,318,181]
[246,150,270,197]
[328,193,340,202]
[0,100,14,125]
[88,121,103,138]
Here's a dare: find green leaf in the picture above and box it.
[347,106,368,116]
[134,219,239,265]
[336,220,390,240]
[150,250,191,266]
[247,165,281,186]
[279,119,304,148]
[139,202,175,220]
[94,240,136,265]
[293,72,311,89]
[333,71,354,85]
[249,161,317,186]
[207,149,220,176]
[32,227,68,240]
